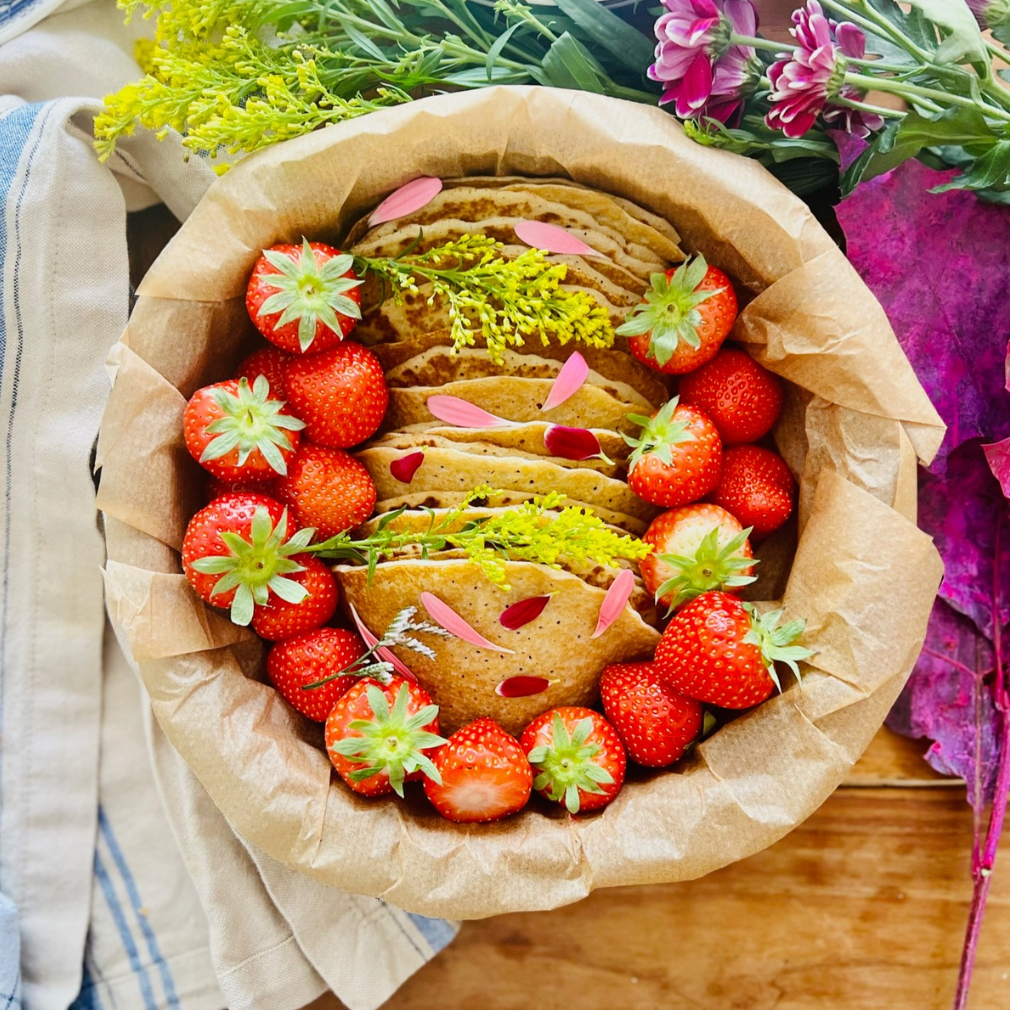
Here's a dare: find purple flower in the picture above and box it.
[966,0,1010,29]
[649,0,760,124]
[766,0,883,139]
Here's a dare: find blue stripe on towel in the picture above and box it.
[406,912,458,953]
[94,850,158,1010]
[98,807,181,1010]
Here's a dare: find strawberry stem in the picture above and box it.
[953,510,1007,1010]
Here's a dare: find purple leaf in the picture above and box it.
[984,438,1010,499]
[495,676,551,698]
[513,221,601,258]
[837,157,1010,469]
[917,441,1010,638]
[419,592,515,654]
[389,451,424,484]
[591,569,635,639]
[541,352,589,413]
[369,176,442,226]
[499,595,552,630]
[887,598,1000,811]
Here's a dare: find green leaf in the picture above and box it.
[930,141,1010,193]
[903,0,987,66]
[541,32,608,94]
[549,0,654,73]
[485,20,524,82]
[344,25,387,62]
[841,107,998,195]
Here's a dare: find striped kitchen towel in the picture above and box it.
[0,3,458,1009]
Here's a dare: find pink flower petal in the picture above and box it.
[984,437,1010,499]
[420,592,515,654]
[541,352,589,412]
[347,601,417,682]
[591,568,636,639]
[498,595,552,631]
[369,176,443,226]
[513,221,602,258]
[426,394,514,428]
[495,676,551,698]
[389,451,424,484]
[544,424,604,461]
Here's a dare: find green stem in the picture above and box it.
[845,70,1010,122]
[830,93,905,119]
[821,0,930,62]
[729,33,791,54]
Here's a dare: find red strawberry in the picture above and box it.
[325,677,445,797]
[653,592,812,709]
[424,718,533,823]
[640,503,755,615]
[246,239,362,355]
[599,662,703,768]
[519,707,626,814]
[617,255,737,375]
[284,341,388,449]
[181,493,316,626]
[250,555,338,641]
[237,347,291,399]
[183,377,304,482]
[266,627,368,720]
[276,443,377,539]
[678,348,783,445]
[206,475,278,502]
[626,398,723,509]
[710,445,795,538]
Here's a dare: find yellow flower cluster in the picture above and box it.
[360,235,616,364]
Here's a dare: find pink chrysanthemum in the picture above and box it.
[649,0,759,125]
[766,0,883,139]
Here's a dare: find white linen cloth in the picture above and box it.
[0,3,458,1008]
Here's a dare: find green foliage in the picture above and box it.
[308,484,652,589]
[95,0,657,166]
[358,234,615,364]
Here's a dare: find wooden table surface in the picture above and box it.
[319,729,1010,1010]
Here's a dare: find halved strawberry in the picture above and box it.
[184,376,304,482]
[424,718,533,823]
[267,627,368,721]
[599,662,703,768]
[181,493,315,626]
[617,256,737,375]
[639,503,755,615]
[519,707,626,814]
[246,239,362,355]
[325,677,445,798]
[625,398,723,509]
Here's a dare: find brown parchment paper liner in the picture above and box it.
[97,86,946,919]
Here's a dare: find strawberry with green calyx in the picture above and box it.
[616,256,737,375]
[325,677,446,798]
[267,627,368,721]
[182,493,316,626]
[246,239,363,355]
[625,398,723,509]
[184,376,305,481]
[424,718,533,823]
[640,504,756,616]
[711,445,795,539]
[654,592,814,709]
[599,662,703,768]
[519,707,626,814]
